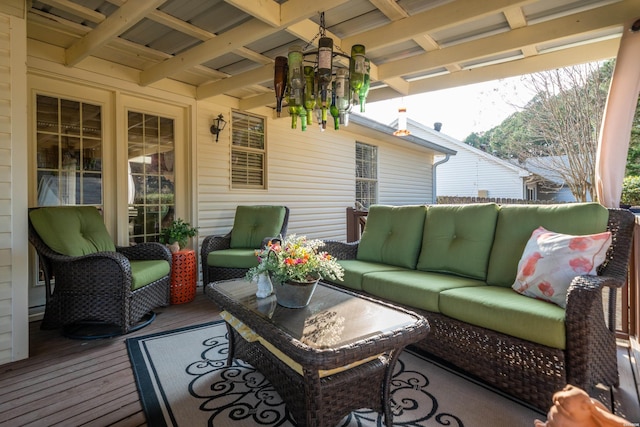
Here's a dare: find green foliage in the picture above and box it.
[621,176,640,206]
[160,218,198,249]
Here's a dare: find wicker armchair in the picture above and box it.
[28,206,171,337]
[201,205,289,287]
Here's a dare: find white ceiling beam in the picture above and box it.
[197,64,273,100]
[65,0,166,67]
[368,0,409,21]
[140,19,274,86]
[377,0,639,81]
[341,0,535,52]
[223,0,281,26]
[367,36,620,103]
[503,6,527,29]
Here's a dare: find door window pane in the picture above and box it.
[128,111,175,245]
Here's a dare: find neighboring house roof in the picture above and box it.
[521,156,570,185]
[401,118,531,178]
[349,114,457,156]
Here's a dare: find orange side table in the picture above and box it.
[170,249,197,304]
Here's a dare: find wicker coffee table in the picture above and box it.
[205,279,430,427]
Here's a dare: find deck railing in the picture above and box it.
[345,207,639,339]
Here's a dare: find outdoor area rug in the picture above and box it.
[126,321,545,427]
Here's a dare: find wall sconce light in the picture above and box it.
[210,114,227,142]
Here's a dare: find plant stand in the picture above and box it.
[170,249,197,304]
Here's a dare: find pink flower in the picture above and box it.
[569,256,593,274]
[537,281,554,297]
[521,252,542,277]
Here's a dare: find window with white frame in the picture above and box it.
[356,142,377,209]
[231,111,266,189]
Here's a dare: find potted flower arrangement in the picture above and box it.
[159,218,198,253]
[246,234,344,308]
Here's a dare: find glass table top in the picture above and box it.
[212,279,418,350]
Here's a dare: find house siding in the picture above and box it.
[0,10,28,365]
[407,120,527,199]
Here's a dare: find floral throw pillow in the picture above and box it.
[512,226,612,308]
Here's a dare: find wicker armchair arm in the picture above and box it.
[51,251,133,293]
[117,242,171,263]
[201,233,232,254]
[321,240,359,260]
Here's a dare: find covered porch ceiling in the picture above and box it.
[27,0,640,112]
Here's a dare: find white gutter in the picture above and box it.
[432,154,451,204]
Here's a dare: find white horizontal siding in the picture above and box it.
[197,105,439,242]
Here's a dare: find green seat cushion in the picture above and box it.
[208,248,260,269]
[362,271,486,312]
[487,203,609,287]
[229,206,286,249]
[325,260,407,291]
[356,205,426,269]
[439,286,566,349]
[130,260,171,291]
[417,203,499,280]
[29,206,116,256]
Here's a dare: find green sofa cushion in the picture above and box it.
[325,260,407,291]
[130,260,171,291]
[29,206,116,256]
[356,205,426,269]
[417,203,499,280]
[439,286,566,349]
[229,205,286,249]
[208,248,260,269]
[486,203,610,287]
[362,271,486,312]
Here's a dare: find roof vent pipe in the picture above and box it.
[434,122,442,132]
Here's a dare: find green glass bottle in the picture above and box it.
[303,66,316,126]
[330,81,340,130]
[349,44,366,95]
[287,89,299,130]
[359,58,371,113]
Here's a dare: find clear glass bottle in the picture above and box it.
[273,56,288,117]
[317,37,333,130]
[335,68,350,126]
[287,46,304,93]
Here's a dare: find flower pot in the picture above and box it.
[272,278,319,308]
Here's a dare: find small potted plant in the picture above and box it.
[160,218,198,253]
[246,234,344,307]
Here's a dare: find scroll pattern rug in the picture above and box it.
[126,321,543,426]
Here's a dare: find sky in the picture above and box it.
[362,76,537,141]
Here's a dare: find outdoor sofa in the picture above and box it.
[322,202,635,410]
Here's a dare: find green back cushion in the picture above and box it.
[29,206,116,256]
[229,206,286,249]
[486,203,609,287]
[356,205,426,269]
[417,203,499,280]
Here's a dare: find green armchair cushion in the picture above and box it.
[417,203,499,280]
[208,248,260,269]
[486,203,610,287]
[29,206,116,256]
[229,205,286,249]
[356,205,426,269]
[130,260,171,291]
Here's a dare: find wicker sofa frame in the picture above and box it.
[28,209,172,335]
[200,206,290,287]
[322,208,635,410]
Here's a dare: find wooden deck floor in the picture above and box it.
[0,292,638,426]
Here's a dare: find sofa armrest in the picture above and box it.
[564,274,620,389]
[322,240,359,260]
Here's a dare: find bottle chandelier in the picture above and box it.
[274,12,370,131]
